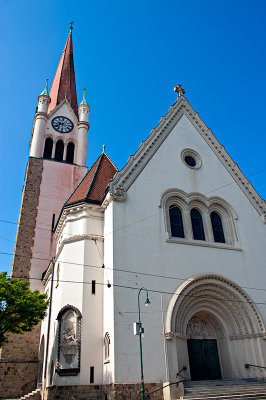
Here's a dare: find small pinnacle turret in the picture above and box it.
[40,79,49,96]
[80,89,88,106]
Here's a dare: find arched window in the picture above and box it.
[169,205,184,238]
[190,209,205,241]
[211,212,225,243]
[66,142,75,163]
[43,138,53,159]
[54,140,64,161]
[104,333,110,363]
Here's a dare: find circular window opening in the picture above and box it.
[184,155,196,167]
[181,149,202,169]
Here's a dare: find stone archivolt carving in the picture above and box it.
[56,305,82,376]
[186,316,215,338]
[170,275,266,342]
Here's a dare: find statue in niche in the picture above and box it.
[56,305,82,376]
[60,310,79,365]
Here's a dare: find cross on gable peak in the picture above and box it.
[174,84,185,97]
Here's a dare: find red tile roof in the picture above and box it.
[65,153,117,205]
[48,32,78,117]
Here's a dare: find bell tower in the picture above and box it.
[0,27,89,399]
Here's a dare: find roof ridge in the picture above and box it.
[85,153,104,198]
[102,151,119,172]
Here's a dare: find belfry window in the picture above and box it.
[190,209,205,241]
[211,212,225,243]
[66,142,75,163]
[43,138,53,159]
[169,205,184,238]
[55,140,64,161]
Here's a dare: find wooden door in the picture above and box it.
[187,339,221,380]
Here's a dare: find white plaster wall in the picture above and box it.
[29,160,87,292]
[103,201,115,384]
[43,207,105,386]
[110,115,266,383]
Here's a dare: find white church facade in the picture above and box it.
[1,28,266,400]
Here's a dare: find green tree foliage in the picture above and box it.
[0,272,48,347]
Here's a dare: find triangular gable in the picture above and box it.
[65,152,117,206]
[48,98,78,123]
[109,96,266,215]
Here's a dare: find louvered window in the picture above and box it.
[55,140,64,161]
[43,138,53,159]
[66,142,75,163]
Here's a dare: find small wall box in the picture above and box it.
[133,322,144,335]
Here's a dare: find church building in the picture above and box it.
[1,27,266,400]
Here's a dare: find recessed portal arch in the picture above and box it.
[165,274,266,381]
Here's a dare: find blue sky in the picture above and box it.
[1,0,266,274]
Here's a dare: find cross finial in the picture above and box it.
[70,21,74,33]
[174,84,185,97]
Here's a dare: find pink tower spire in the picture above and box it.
[48,24,78,117]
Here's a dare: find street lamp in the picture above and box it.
[137,287,150,400]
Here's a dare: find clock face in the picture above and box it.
[52,116,74,133]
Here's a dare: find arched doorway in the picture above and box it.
[187,313,222,380]
[165,274,266,382]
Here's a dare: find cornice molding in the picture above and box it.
[38,95,51,105]
[109,96,266,215]
[77,121,90,130]
[35,111,49,120]
[229,332,266,340]
[164,331,187,341]
[54,202,102,239]
[42,233,103,284]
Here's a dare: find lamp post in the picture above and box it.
[137,287,150,400]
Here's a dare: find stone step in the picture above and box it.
[182,380,266,400]
[184,389,266,396]
[182,395,266,400]
[185,385,266,394]
[185,379,264,386]
[19,388,41,400]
